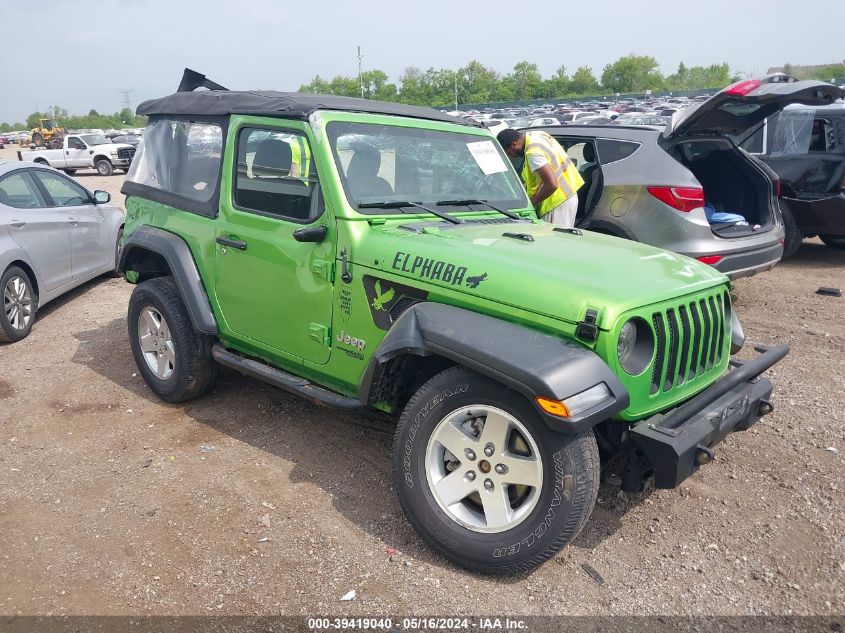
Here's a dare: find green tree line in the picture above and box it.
[0,106,147,133]
[300,56,740,106]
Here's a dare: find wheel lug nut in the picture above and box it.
[484,443,495,457]
[465,449,476,461]
[466,471,476,482]
[484,478,494,490]
[495,464,508,474]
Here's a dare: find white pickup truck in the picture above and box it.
[17,133,136,176]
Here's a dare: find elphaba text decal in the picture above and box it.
[391,252,488,289]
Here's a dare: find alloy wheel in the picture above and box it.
[4,276,33,331]
[425,405,544,533]
[138,307,176,379]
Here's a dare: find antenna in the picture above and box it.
[357,46,364,98]
[119,89,135,111]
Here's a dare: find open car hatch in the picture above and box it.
[662,75,845,143]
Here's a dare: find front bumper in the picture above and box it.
[622,344,788,492]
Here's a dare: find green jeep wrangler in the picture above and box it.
[119,71,788,574]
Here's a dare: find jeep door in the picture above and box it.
[214,122,334,364]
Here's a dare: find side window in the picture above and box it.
[0,171,47,209]
[33,170,92,206]
[233,128,320,222]
[67,136,83,149]
[126,118,222,203]
[596,138,641,164]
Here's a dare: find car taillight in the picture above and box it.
[775,178,781,197]
[724,79,762,96]
[696,255,723,265]
[646,186,704,212]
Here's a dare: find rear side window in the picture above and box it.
[126,118,222,203]
[596,139,641,164]
[0,171,47,209]
[233,128,321,223]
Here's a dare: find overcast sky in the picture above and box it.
[0,0,841,124]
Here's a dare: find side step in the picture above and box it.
[211,344,364,409]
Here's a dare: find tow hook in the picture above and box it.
[757,400,774,416]
[695,445,714,466]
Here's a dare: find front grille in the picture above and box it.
[117,147,135,161]
[649,290,729,395]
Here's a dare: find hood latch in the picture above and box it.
[576,309,599,342]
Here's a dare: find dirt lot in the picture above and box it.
[1,145,844,617]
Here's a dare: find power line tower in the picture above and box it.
[119,89,135,112]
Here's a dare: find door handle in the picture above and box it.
[68,217,79,226]
[216,235,247,251]
[10,220,26,228]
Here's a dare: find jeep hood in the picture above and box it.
[368,220,728,329]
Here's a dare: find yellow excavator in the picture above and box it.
[25,118,66,148]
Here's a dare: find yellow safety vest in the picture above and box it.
[522,131,584,218]
[290,136,311,181]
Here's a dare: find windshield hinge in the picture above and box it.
[576,309,599,342]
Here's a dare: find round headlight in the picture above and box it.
[617,318,654,375]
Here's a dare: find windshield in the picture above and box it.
[80,134,111,146]
[327,121,528,214]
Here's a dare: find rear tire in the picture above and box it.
[128,277,217,403]
[0,266,37,343]
[820,235,845,250]
[63,169,77,175]
[780,206,803,259]
[392,366,599,574]
[95,159,113,176]
[32,132,44,146]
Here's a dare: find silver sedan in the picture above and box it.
[0,160,124,342]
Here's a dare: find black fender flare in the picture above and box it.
[359,302,629,434]
[118,225,218,335]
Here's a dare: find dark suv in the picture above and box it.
[739,103,845,257]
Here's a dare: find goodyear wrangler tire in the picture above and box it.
[392,366,599,574]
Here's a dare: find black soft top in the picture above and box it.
[137,90,472,126]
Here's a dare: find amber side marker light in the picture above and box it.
[536,397,570,418]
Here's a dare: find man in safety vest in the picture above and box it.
[288,135,311,181]
[497,128,584,227]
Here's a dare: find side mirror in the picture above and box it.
[93,190,111,204]
[292,225,327,243]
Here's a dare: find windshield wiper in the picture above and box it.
[357,200,461,224]
[436,198,522,220]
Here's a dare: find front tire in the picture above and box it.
[128,277,216,403]
[392,366,599,574]
[95,159,113,176]
[0,266,37,343]
[108,227,124,277]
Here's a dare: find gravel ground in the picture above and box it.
[0,145,843,617]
